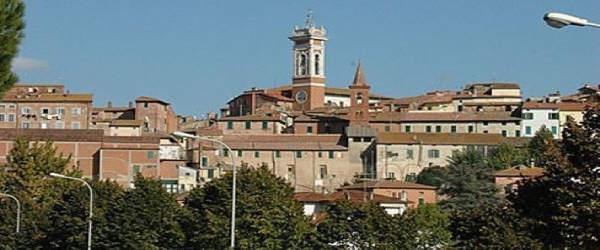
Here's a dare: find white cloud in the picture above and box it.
[11,57,49,71]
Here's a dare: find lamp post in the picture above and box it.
[543,12,600,29]
[173,131,237,249]
[49,173,93,250]
[0,193,20,233]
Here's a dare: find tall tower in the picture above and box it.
[348,60,371,126]
[289,11,328,111]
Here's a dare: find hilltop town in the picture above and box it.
[0,16,592,202]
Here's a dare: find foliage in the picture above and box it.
[182,165,316,249]
[527,126,556,168]
[0,0,25,99]
[487,143,528,171]
[415,166,448,188]
[316,200,398,249]
[438,150,499,212]
[397,204,451,249]
[449,201,540,249]
[509,107,600,248]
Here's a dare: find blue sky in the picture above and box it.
[12,1,600,116]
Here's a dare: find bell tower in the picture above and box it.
[289,11,328,111]
[348,60,371,126]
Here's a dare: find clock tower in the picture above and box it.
[289,11,328,111]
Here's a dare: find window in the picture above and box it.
[515,121,521,126]
[426,126,432,133]
[147,151,155,159]
[41,108,50,115]
[296,151,302,158]
[468,125,474,133]
[352,137,361,142]
[551,126,558,135]
[406,149,414,159]
[328,151,334,159]
[40,123,48,129]
[21,122,29,128]
[516,130,521,137]
[207,169,215,178]
[7,113,14,122]
[548,113,559,120]
[237,150,243,157]
[384,125,390,132]
[319,165,327,179]
[275,150,281,158]
[522,113,533,120]
[245,121,251,130]
[428,149,440,158]
[254,151,260,158]
[387,172,395,179]
[7,104,15,109]
[317,152,323,158]
[0,114,5,122]
[55,107,66,115]
[502,130,507,137]
[55,121,64,129]
[143,102,149,108]
[483,121,489,126]
[21,107,31,114]
[201,157,208,167]
[307,126,313,134]
[72,107,81,115]
[435,126,442,133]
[501,121,507,126]
[418,192,425,205]
[162,181,178,194]
[451,125,457,133]
[401,191,407,200]
[227,121,233,130]
[72,122,81,129]
[133,165,140,174]
[458,105,464,112]
[404,125,411,133]
[223,149,230,157]
[262,121,268,130]
[525,126,532,135]
[364,138,372,142]
[0,104,5,109]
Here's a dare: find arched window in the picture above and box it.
[356,93,364,105]
[299,54,307,75]
[356,111,364,119]
[315,54,320,75]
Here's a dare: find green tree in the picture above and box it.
[527,126,556,167]
[415,166,448,188]
[397,204,451,249]
[510,108,600,248]
[316,200,398,249]
[0,0,25,98]
[438,150,499,212]
[487,143,528,171]
[0,138,73,249]
[182,165,316,249]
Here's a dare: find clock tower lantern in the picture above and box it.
[289,11,328,111]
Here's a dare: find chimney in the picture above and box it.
[129,101,133,108]
[107,101,113,108]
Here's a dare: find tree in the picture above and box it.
[0,0,25,98]
[487,143,528,171]
[527,126,556,167]
[397,204,451,249]
[510,107,600,248]
[415,166,448,188]
[182,165,317,249]
[316,200,398,249]
[438,150,499,212]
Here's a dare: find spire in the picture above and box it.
[352,60,368,86]
[305,9,314,28]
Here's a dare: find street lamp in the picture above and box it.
[49,173,93,250]
[543,12,600,29]
[0,193,20,233]
[173,131,237,249]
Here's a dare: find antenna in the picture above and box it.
[305,9,314,28]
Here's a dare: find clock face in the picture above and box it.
[295,90,308,104]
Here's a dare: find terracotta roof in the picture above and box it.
[14,83,64,87]
[559,102,587,111]
[195,128,224,137]
[0,128,104,142]
[326,190,409,204]
[219,113,283,121]
[93,107,134,112]
[377,132,527,146]
[461,101,521,106]
[110,119,144,127]
[372,111,520,122]
[135,96,170,105]
[3,93,93,102]
[494,166,544,177]
[382,92,455,106]
[337,180,437,190]
[221,134,347,151]
[522,102,560,109]
[490,83,520,89]
[293,192,327,202]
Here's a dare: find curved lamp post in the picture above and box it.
[173,131,237,249]
[0,193,20,233]
[543,12,600,29]
[50,173,93,250]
